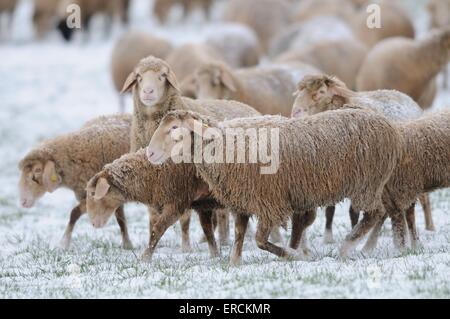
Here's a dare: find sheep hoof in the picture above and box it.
[323,230,335,244]
[425,225,435,232]
[140,250,153,263]
[122,241,134,250]
[182,243,192,253]
[199,236,207,244]
[58,237,71,250]
[229,256,242,267]
[285,248,307,261]
[339,240,357,258]
[411,240,423,251]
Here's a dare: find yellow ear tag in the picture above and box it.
[51,175,58,183]
[202,123,209,128]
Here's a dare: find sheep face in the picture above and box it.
[121,57,180,109]
[86,177,124,229]
[18,161,62,208]
[291,75,352,118]
[428,0,450,29]
[137,70,168,108]
[147,117,188,165]
[291,83,332,118]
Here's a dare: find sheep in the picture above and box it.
[269,16,356,58]
[86,149,226,261]
[18,114,133,250]
[0,0,17,38]
[111,31,174,113]
[275,39,368,89]
[362,111,450,252]
[166,43,226,85]
[205,23,261,69]
[350,0,415,49]
[56,0,129,41]
[223,0,292,52]
[291,74,434,242]
[120,55,261,253]
[356,28,450,109]
[33,0,60,39]
[428,0,450,88]
[147,108,404,263]
[192,61,322,117]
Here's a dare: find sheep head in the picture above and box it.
[291,75,355,118]
[121,56,180,108]
[194,63,237,100]
[147,110,215,165]
[18,154,62,208]
[86,172,125,229]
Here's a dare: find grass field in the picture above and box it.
[0,0,449,298]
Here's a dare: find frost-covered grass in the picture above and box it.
[0,0,449,299]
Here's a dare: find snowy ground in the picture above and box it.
[0,0,449,299]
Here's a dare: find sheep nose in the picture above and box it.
[146,148,154,160]
[144,88,154,94]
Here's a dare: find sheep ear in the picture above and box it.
[165,68,180,92]
[220,71,237,92]
[94,178,110,200]
[121,72,137,94]
[42,161,61,193]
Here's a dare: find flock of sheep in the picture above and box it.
[12,0,450,265]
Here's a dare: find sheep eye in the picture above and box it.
[171,125,178,130]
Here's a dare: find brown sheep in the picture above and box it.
[291,75,434,243]
[356,28,450,109]
[147,108,404,263]
[18,114,133,250]
[223,0,292,52]
[192,62,322,117]
[350,0,415,48]
[362,111,450,252]
[153,0,212,24]
[111,31,173,113]
[86,149,224,261]
[275,39,368,89]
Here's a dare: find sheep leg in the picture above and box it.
[405,204,420,249]
[419,193,435,231]
[179,210,191,252]
[60,202,86,249]
[230,214,249,266]
[217,209,230,246]
[443,65,448,89]
[349,206,360,228]
[199,210,217,243]
[324,206,335,244]
[362,213,387,254]
[270,227,282,244]
[255,221,294,260]
[114,205,133,250]
[290,210,316,255]
[197,209,219,258]
[340,211,380,258]
[387,208,408,251]
[141,204,181,262]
